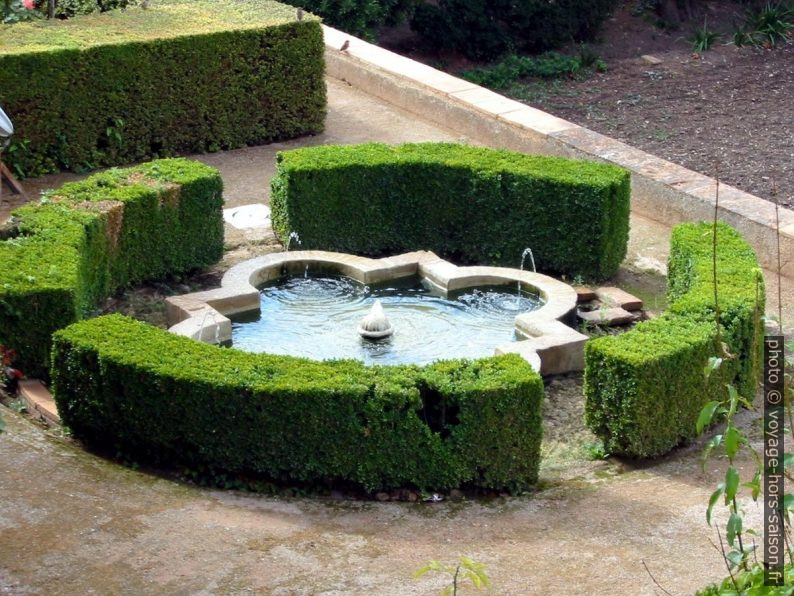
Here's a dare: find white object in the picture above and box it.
[0,106,13,138]
[223,204,271,230]
[358,300,394,339]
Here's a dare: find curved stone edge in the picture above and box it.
[165,250,584,375]
[322,25,794,278]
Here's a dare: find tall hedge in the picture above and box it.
[0,0,326,178]
[0,159,223,377]
[411,0,620,60]
[51,314,545,493]
[270,143,630,280]
[584,222,765,458]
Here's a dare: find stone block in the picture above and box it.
[578,307,637,326]
[595,287,643,311]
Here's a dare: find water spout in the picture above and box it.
[517,248,536,304]
[286,231,301,252]
[358,300,394,339]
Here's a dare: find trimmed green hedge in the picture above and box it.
[51,314,544,492]
[270,143,630,280]
[0,159,223,377]
[0,0,326,178]
[584,222,765,458]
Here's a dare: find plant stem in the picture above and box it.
[712,164,722,351]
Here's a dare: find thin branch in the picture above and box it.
[717,527,739,592]
[641,560,673,596]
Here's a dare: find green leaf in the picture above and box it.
[727,385,740,417]
[784,453,794,469]
[784,493,794,512]
[724,466,740,503]
[743,470,761,501]
[704,356,723,379]
[697,401,721,434]
[726,512,742,547]
[726,549,744,569]
[724,425,741,460]
[707,485,723,525]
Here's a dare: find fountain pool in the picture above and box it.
[165,250,584,375]
[231,274,543,365]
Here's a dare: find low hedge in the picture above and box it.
[0,159,223,377]
[0,0,326,178]
[584,222,765,458]
[51,314,545,493]
[270,143,630,280]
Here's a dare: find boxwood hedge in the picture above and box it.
[270,143,630,281]
[584,222,765,458]
[51,314,545,493]
[0,159,223,377]
[0,0,326,178]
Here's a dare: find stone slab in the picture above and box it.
[595,287,643,311]
[578,307,637,326]
[223,204,271,230]
[18,379,60,425]
[574,286,597,302]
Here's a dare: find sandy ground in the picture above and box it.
[0,77,791,594]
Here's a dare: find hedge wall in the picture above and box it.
[51,314,544,493]
[270,143,630,280]
[0,0,326,178]
[584,222,765,458]
[0,159,223,377]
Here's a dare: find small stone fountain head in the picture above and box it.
[358,299,394,339]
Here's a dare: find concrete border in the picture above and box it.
[322,26,793,278]
[165,250,585,374]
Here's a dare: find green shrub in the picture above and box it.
[584,222,765,458]
[0,158,223,377]
[270,143,630,280]
[410,0,620,60]
[282,0,419,38]
[460,52,583,90]
[51,314,544,493]
[0,0,326,178]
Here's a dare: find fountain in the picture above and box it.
[357,299,394,339]
[166,250,584,373]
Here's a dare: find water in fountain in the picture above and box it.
[285,231,301,252]
[231,274,544,365]
[516,248,536,304]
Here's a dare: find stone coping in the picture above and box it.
[165,250,584,374]
[322,25,794,278]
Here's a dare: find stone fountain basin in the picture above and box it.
[165,250,586,375]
